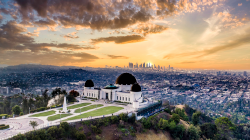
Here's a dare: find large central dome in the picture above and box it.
[115,73,137,85]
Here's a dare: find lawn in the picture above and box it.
[59,103,91,110]
[47,113,72,121]
[64,106,124,121]
[74,104,104,113]
[30,111,56,117]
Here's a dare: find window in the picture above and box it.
[129,98,130,101]
[120,97,121,100]
[117,96,118,100]
[123,97,124,100]
[92,93,93,97]
[126,97,127,101]
[87,93,88,96]
[94,94,95,97]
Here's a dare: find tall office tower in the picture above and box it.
[143,63,145,68]
[136,63,138,68]
[158,65,160,70]
[139,64,142,68]
[169,65,170,70]
[129,62,133,68]
[244,71,247,76]
[164,66,166,71]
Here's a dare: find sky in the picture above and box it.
[0,0,250,70]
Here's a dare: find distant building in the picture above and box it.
[244,71,247,77]
[13,88,22,94]
[143,63,145,68]
[0,87,9,94]
[129,62,133,68]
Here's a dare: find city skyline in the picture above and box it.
[0,0,250,70]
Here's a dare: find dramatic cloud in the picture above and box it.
[91,35,145,44]
[0,21,95,52]
[131,24,169,36]
[13,0,176,30]
[107,55,129,59]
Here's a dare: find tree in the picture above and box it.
[22,98,29,114]
[69,90,80,97]
[187,125,200,140]
[29,121,38,130]
[51,88,67,98]
[12,105,22,115]
[128,113,136,124]
[119,113,128,122]
[192,112,201,125]
[200,123,217,139]
[171,113,180,124]
[215,117,235,139]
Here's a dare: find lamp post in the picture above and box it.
[60,113,61,123]
[29,107,30,114]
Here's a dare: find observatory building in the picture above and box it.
[83,73,143,108]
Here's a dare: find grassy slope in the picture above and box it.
[65,106,124,121]
[30,111,56,117]
[74,104,104,113]
[59,103,91,110]
[47,113,72,121]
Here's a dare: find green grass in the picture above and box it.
[74,104,104,113]
[59,103,91,110]
[29,111,56,117]
[47,113,72,121]
[64,106,124,121]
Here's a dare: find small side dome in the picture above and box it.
[85,80,94,87]
[131,83,141,92]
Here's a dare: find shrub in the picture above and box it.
[0,114,8,119]
[119,113,128,122]
[111,115,119,124]
[91,125,101,134]
[20,112,24,116]
[76,131,86,140]
[0,124,9,130]
[96,135,101,140]
[78,126,83,130]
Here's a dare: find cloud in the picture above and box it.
[238,3,242,6]
[91,35,145,44]
[13,0,177,30]
[0,51,99,65]
[62,32,79,40]
[0,21,94,52]
[107,55,129,59]
[164,30,250,59]
[131,24,169,36]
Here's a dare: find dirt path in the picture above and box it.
[136,130,173,140]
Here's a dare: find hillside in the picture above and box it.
[10,105,250,140]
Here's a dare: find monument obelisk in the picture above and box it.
[62,95,67,112]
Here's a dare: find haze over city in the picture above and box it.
[0,0,250,70]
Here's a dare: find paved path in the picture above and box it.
[0,118,43,139]
[0,98,134,140]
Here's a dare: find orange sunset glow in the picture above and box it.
[0,0,250,70]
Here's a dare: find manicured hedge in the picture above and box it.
[30,104,62,113]
[0,114,8,119]
[0,124,9,130]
